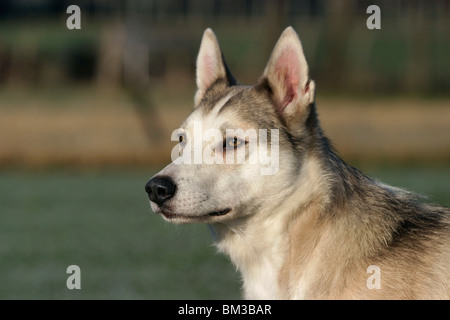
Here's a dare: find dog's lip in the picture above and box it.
[207,208,232,217]
[160,208,231,220]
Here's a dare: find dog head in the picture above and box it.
[145,27,317,224]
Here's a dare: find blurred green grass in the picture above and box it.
[0,166,448,299]
[0,170,241,299]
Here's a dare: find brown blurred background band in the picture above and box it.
[0,0,449,168]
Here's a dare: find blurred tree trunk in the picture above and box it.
[97,22,124,88]
[322,0,354,90]
[96,16,166,147]
[122,22,166,147]
[404,2,432,93]
[263,0,288,55]
[8,35,38,86]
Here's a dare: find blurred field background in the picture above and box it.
[0,0,449,299]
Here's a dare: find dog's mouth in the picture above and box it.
[160,208,232,221]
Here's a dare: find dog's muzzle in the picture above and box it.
[145,176,176,206]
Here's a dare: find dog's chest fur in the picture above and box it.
[212,215,290,299]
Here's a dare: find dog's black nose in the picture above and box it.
[145,176,176,206]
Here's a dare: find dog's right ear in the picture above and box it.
[194,28,236,106]
[259,27,315,122]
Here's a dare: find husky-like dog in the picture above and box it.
[145,27,450,299]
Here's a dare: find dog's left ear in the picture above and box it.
[195,28,236,106]
[260,27,315,119]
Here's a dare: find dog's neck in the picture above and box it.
[209,213,291,299]
[207,146,389,299]
[209,155,331,299]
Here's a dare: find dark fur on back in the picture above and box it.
[203,79,450,254]
[298,101,450,260]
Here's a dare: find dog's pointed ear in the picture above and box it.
[195,28,236,106]
[259,27,315,118]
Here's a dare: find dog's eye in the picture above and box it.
[178,133,186,145]
[225,137,244,149]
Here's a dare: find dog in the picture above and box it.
[145,27,450,299]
